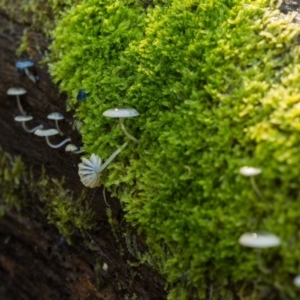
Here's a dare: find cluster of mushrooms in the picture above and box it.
[78,108,139,188]
[8,61,141,189]
[238,166,300,286]
[7,60,81,152]
[10,61,300,286]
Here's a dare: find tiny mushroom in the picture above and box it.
[77,89,88,101]
[239,166,263,198]
[294,275,300,287]
[103,108,139,143]
[102,263,108,272]
[15,60,33,74]
[15,60,39,83]
[238,232,281,248]
[65,143,84,154]
[78,143,127,188]
[78,154,101,188]
[47,112,64,135]
[72,119,83,132]
[14,115,43,133]
[239,231,281,274]
[7,87,27,115]
[34,128,71,149]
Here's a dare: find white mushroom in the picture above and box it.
[14,115,43,133]
[7,87,27,115]
[239,166,262,177]
[239,232,281,274]
[103,108,139,143]
[34,128,71,148]
[102,263,108,271]
[239,166,263,198]
[78,154,101,188]
[15,60,38,83]
[65,143,84,154]
[72,119,83,132]
[238,232,281,248]
[78,143,127,188]
[293,275,300,287]
[47,112,64,135]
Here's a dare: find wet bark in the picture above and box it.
[0,12,166,300]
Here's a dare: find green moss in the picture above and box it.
[37,176,95,243]
[0,0,78,55]
[0,149,26,216]
[0,147,95,243]
[48,0,300,298]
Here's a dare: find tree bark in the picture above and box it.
[0,12,166,300]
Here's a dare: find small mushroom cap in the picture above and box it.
[65,144,78,152]
[238,232,281,248]
[14,115,33,122]
[47,112,64,120]
[34,128,59,137]
[72,119,83,131]
[239,166,262,177]
[102,263,108,271]
[77,89,88,101]
[7,87,27,96]
[78,154,102,188]
[103,108,139,118]
[293,275,300,287]
[15,60,34,69]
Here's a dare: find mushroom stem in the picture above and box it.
[250,176,263,198]
[55,119,64,136]
[16,95,26,115]
[24,67,37,83]
[45,136,71,149]
[103,186,110,207]
[98,143,128,172]
[74,147,84,154]
[256,249,271,274]
[22,122,43,133]
[119,118,139,143]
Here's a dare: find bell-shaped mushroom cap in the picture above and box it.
[14,115,33,122]
[238,232,281,248]
[47,112,64,120]
[15,60,34,69]
[78,154,102,188]
[34,128,59,137]
[7,87,27,96]
[103,108,139,118]
[65,144,78,152]
[239,166,262,177]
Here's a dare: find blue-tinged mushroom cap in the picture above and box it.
[77,89,88,101]
[16,60,34,75]
[15,60,34,70]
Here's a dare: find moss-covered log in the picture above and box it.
[2,0,300,299]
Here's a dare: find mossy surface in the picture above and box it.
[2,0,300,298]
[48,0,300,298]
[0,0,78,55]
[0,148,95,244]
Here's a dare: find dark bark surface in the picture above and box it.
[0,13,166,300]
